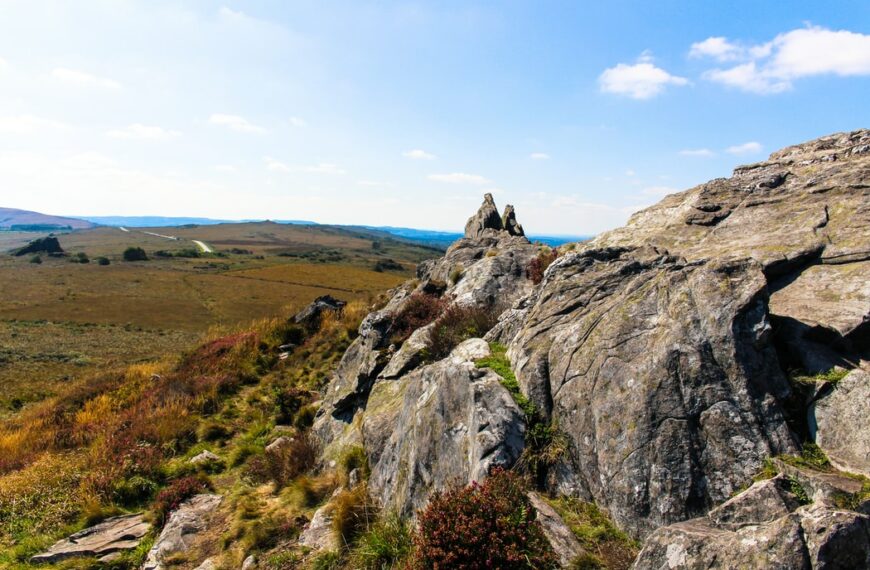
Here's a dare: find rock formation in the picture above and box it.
[811,369,870,477]
[143,494,222,570]
[13,236,63,256]
[30,514,149,564]
[312,129,870,567]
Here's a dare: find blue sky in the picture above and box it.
[0,1,868,235]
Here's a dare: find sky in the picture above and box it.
[0,1,868,235]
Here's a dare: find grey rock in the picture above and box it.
[812,369,870,477]
[30,513,149,564]
[265,436,292,455]
[143,494,222,570]
[528,492,585,568]
[194,558,217,570]
[367,356,526,518]
[379,324,433,379]
[464,193,503,238]
[506,249,797,537]
[449,337,491,361]
[708,475,801,530]
[502,204,525,236]
[189,450,220,465]
[294,295,347,332]
[298,501,338,552]
[241,554,256,570]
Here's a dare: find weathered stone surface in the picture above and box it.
[528,492,585,568]
[265,436,292,455]
[294,295,347,332]
[241,554,256,570]
[298,502,338,552]
[379,324,433,380]
[464,193,504,238]
[143,494,222,570]
[506,248,796,537]
[194,558,217,570]
[367,349,525,517]
[502,204,525,237]
[189,450,220,466]
[812,369,870,477]
[30,514,149,564]
[708,475,801,530]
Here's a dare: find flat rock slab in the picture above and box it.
[30,513,149,564]
[143,494,222,570]
[812,369,870,478]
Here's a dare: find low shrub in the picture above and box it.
[332,484,377,548]
[122,247,148,262]
[29,255,42,264]
[338,445,369,483]
[349,513,413,569]
[274,387,314,425]
[293,403,318,430]
[151,476,209,527]
[96,256,110,265]
[247,434,317,488]
[413,468,556,569]
[389,293,446,345]
[113,475,159,506]
[284,475,337,509]
[526,247,560,285]
[197,421,231,443]
[427,304,499,360]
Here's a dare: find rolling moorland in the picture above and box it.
[0,130,868,570]
[0,222,439,416]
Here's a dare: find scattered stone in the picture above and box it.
[294,295,347,332]
[241,554,256,570]
[143,494,222,570]
[30,513,149,564]
[189,450,220,466]
[265,436,292,455]
[298,502,338,552]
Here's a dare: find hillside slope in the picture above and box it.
[0,208,95,230]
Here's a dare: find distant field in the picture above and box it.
[0,222,436,411]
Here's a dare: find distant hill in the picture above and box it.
[75,216,587,248]
[0,207,95,230]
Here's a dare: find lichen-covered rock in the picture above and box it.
[812,369,870,477]
[367,343,525,517]
[294,295,347,332]
[143,494,222,570]
[506,247,796,536]
[298,501,338,552]
[502,204,525,236]
[189,450,220,466]
[30,514,149,564]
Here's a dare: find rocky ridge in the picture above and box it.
[312,129,870,567]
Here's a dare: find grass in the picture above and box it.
[476,342,568,485]
[778,442,833,472]
[546,497,639,570]
[791,368,850,386]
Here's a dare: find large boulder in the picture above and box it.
[294,295,347,332]
[30,514,149,564]
[506,247,796,537]
[366,340,526,517]
[14,236,63,256]
[502,204,525,237]
[811,369,870,477]
[143,494,222,570]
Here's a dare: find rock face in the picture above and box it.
[811,369,870,477]
[313,129,870,567]
[464,193,504,238]
[30,514,149,564]
[367,339,526,517]
[528,492,585,567]
[143,494,222,570]
[633,474,870,569]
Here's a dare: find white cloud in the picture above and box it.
[208,113,266,134]
[428,172,491,185]
[264,157,291,172]
[0,57,7,69]
[289,116,306,127]
[215,165,237,173]
[625,169,636,177]
[106,124,181,140]
[679,148,715,157]
[699,26,870,94]
[51,67,121,89]
[599,54,689,99]
[403,149,436,160]
[0,114,68,134]
[305,163,344,174]
[530,152,550,160]
[689,37,743,61]
[725,141,763,155]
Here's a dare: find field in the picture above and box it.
[0,222,439,413]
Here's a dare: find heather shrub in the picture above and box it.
[426,304,499,360]
[274,387,314,425]
[151,476,210,526]
[390,293,446,345]
[413,468,557,569]
[527,247,560,285]
[122,247,148,261]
